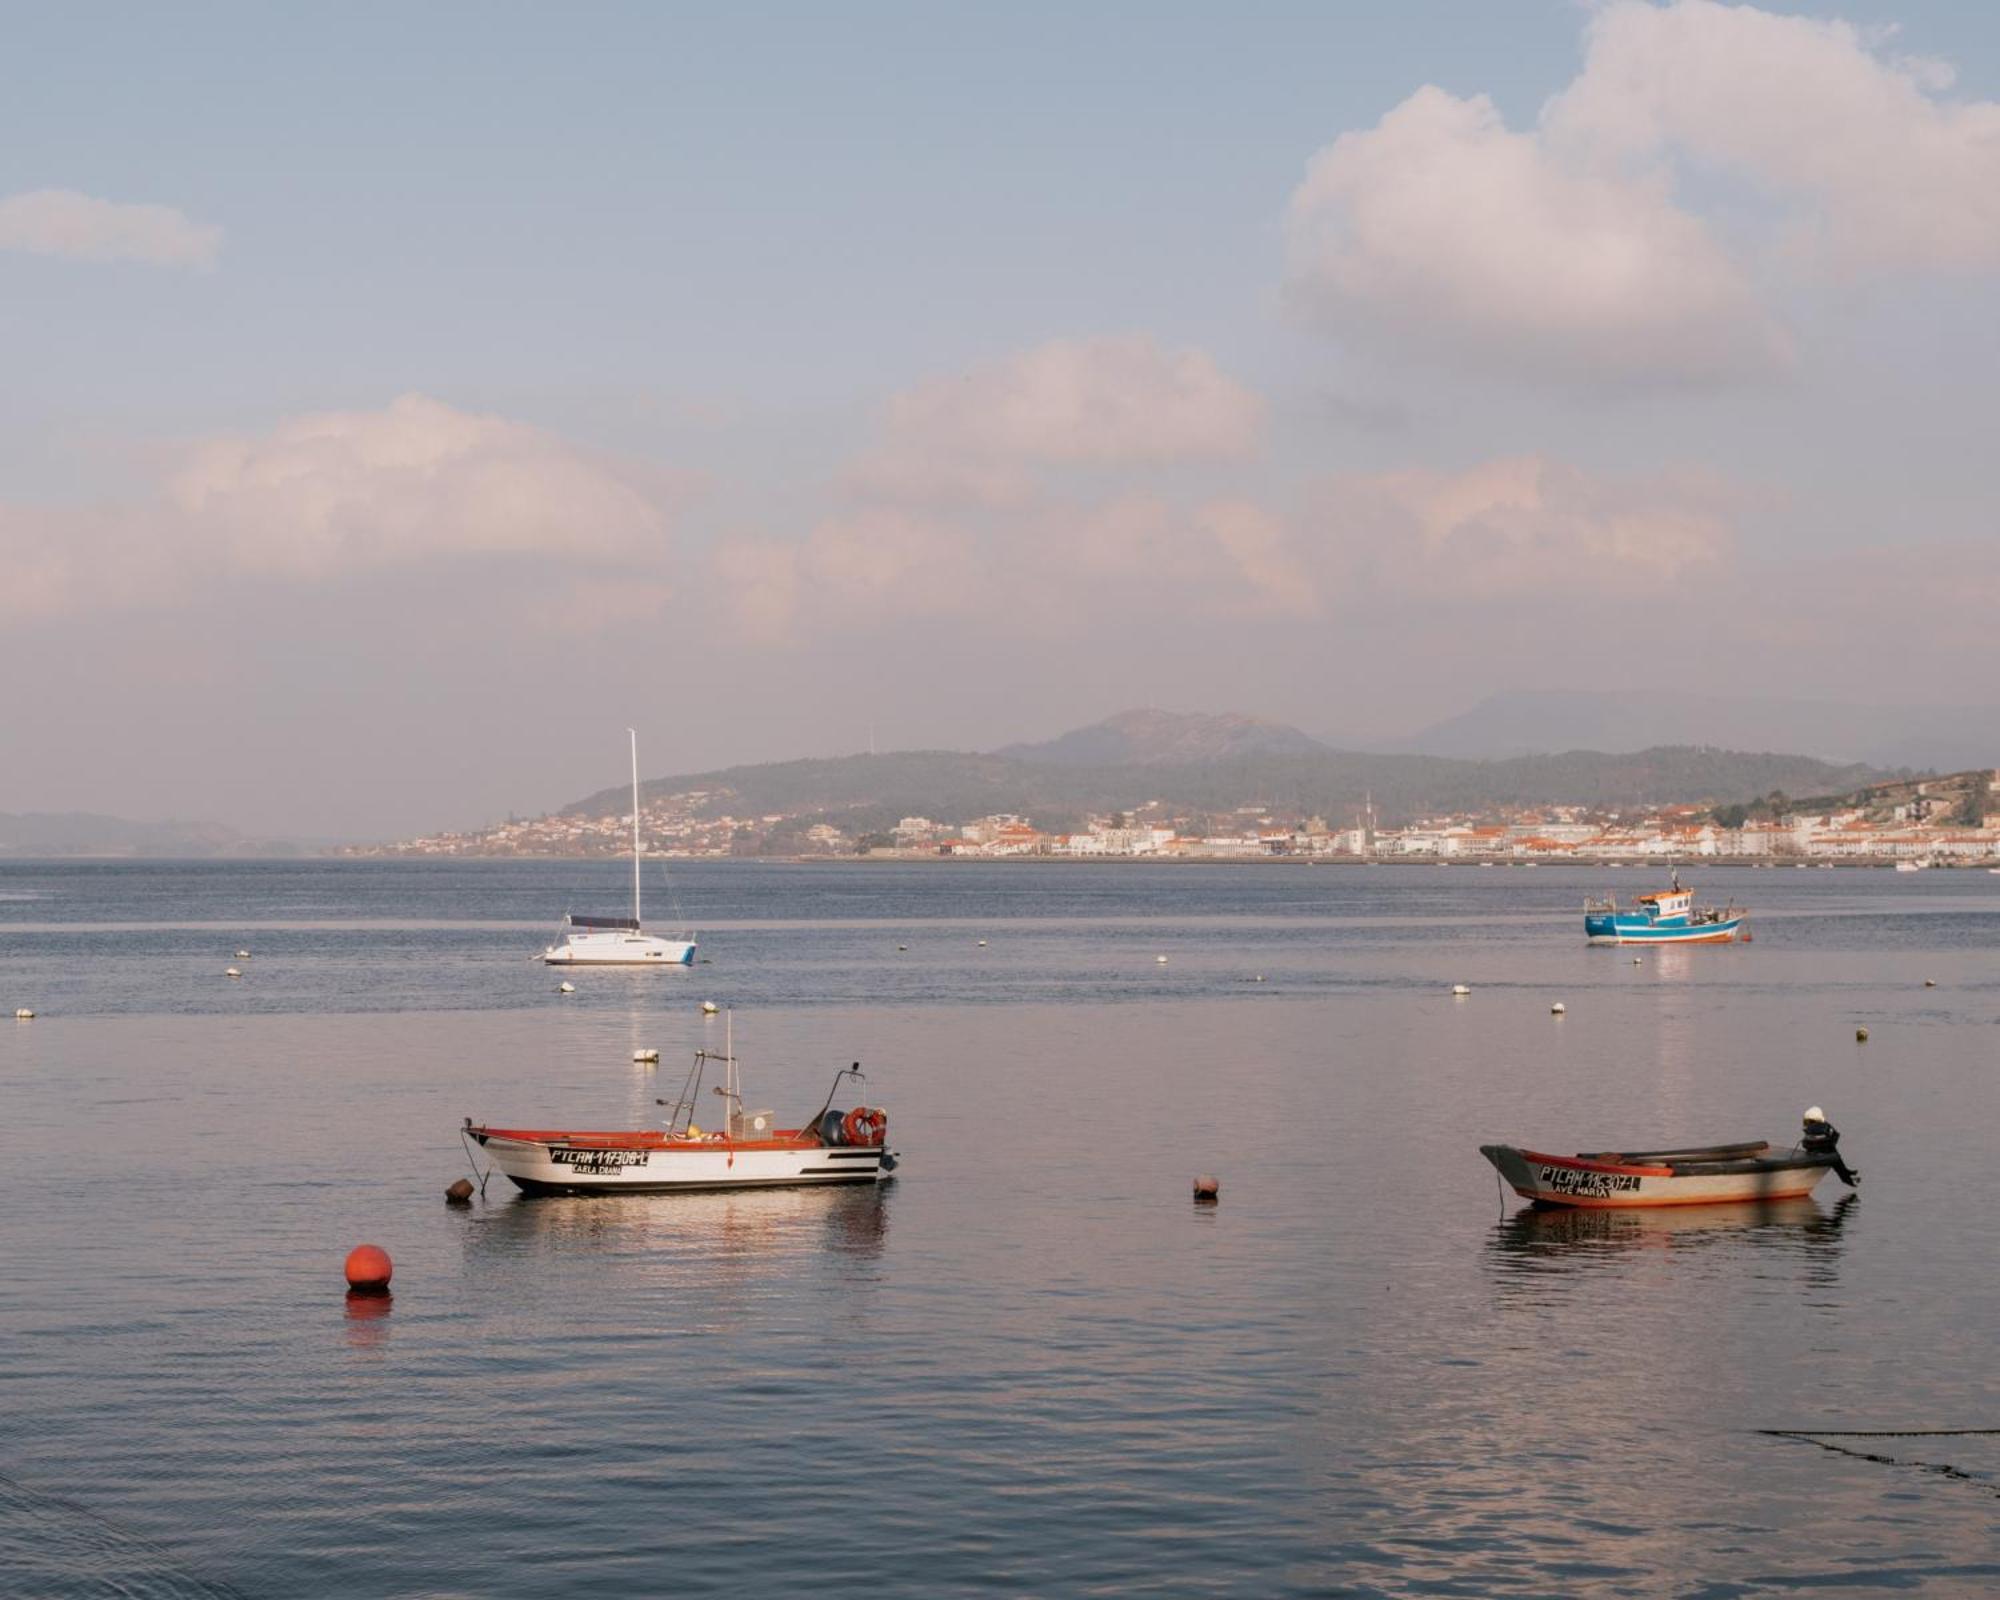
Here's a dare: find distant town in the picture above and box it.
[350,769,2000,867]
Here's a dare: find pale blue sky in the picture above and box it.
[5,2,1999,836]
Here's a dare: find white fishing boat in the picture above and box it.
[543,729,696,966]
[1480,1109,1859,1210]
[465,1028,896,1195]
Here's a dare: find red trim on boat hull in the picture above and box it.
[1513,1182,1823,1209]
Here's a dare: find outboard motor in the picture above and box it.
[1801,1105,1860,1187]
[817,1108,848,1146]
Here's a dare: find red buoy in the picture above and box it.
[344,1243,393,1293]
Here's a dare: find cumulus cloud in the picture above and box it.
[717,335,1283,640]
[1285,85,1786,384]
[849,334,1264,503]
[711,510,982,642]
[1306,456,1735,601]
[1023,496,1319,620]
[165,394,678,577]
[0,395,693,622]
[1547,1,2000,273]
[1285,0,2000,383]
[712,451,1735,643]
[0,188,222,268]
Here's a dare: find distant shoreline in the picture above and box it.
[16,851,1965,870]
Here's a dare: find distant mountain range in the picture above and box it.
[1395,690,2000,772]
[560,709,1893,836]
[0,812,290,859]
[997,709,1325,766]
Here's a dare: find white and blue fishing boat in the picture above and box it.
[1584,873,1746,945]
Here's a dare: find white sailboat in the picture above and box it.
[542,730,697,966]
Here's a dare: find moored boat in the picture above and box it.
[1584,871,1745,944]
[543,729,697,966]
[466,1036,895,1195]
[1481,1109,1859,1210]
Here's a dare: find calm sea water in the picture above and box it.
[4,860,2000,1597]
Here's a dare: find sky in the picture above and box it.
[5,0,2000,839]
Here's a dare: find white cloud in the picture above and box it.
[1285,85,1786,385]
[0,188,222,268]
[711,452,1731,642]
[0,395,693,622]
[1306,455,1734,601]
[166,394,678,577]
[1286,1,2000,384]
[1025,496,1317,619]
[718,335,1279,640]
[711,509,980,642]
[851,334,1264,503]
[1547,1,2000,274]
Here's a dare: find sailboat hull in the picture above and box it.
[543,932,696,965]
[541,732,698,967]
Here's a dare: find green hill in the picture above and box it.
[566,744,1894,836]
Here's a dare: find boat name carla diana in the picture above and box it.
[466,1052,897,1196]
[1481,1109,1860,1210]
[1583,872,1746,944]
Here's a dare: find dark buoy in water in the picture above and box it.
[1855,1026,1870,1042]
[1192,1174,1220,1203]
[344,1243,393,1293]
[445,1178,474,1206]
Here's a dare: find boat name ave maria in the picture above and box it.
[1481,1108,1860,1209]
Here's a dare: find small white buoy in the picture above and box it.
[1631,956,1642,965]
[897,944,908,952]
[977,939,987,947]
[1924,978,1937,988]
[1551,1001,1566,1015]
[1253,975,1265,983]
[13,1008,33,1020]
[632,1048,660,1064]
[558,981,576,994]
[1451,984,1471,997]
[235,949,250,959]
[1156,955,1168,965]
[225,967,242,978]
[700,1000,719,1015]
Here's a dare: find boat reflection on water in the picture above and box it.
[1486,1193,1854,1298]
[457,1181,892,1277]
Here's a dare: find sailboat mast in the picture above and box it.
[629,727,642,927]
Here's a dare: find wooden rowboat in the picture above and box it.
[1481,1114,1860,1210]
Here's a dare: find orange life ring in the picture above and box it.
[842,1106,887,1147]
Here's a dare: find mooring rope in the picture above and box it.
[1760,1429,2000,1500]
[458,1126,492,1197]
[1760,1428,2000,1438]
